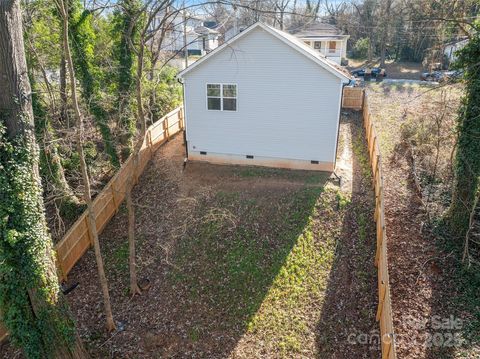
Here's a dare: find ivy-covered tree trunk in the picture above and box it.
[447,31,480,240]
[0,1,87,358]
[114,0,141,160]
[65,0,120,168]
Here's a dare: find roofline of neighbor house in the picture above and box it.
[298,35,350,41]
[177,22,351,82]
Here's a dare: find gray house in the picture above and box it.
[178,22,351,172]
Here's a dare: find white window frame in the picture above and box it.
[206,83,238,112]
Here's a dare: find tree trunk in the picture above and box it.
[126,39,147,297]
[56,0,116,332]
[59,50,68,125]
[379,0,392,67]
[368,34,373,63]
[31,77,80,218]
[0,0,87,357]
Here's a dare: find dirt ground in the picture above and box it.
[366,82,480,359]
[2,113,381,359]
[348,59,424,80]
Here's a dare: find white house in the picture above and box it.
[444,38,468,63]
[289,23,349,65]
[150,11,219,56]
[177,22,351,172]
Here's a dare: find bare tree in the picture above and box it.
[121,0,178,296]
[55,0,116,331]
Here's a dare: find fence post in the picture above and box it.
[382,334,393,359]
[164,115,170,141]
[110,183,118,212]
[148,129,154,157]
[376,280,386,321]
[85,215,93,246]
[179,107,184,130]
[375,221,385,266]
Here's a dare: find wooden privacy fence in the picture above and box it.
[0,106,184,342]
[342,86,364,110]
[363,93,397,359]
[56,106,184,279]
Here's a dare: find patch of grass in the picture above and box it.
[188,327,201,342]
[352,131,372,179]
[105,240,129,275]
[168,183,348,356]
[242,188,343,353]
[357,212,367,244]
[235,166,329,185]
[336,190,351,210]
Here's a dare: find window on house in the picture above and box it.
[207,84,221,110]
[207,84,237,111]
[329,41,337,53]
[222,84,237,111]
[314,41,321,49]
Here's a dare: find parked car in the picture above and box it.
[420,70,462,82]
[351,67,387,78]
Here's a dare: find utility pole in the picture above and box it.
[183,5,188,69]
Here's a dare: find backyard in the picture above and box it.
[1,113,380,358]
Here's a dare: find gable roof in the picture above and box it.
[177,22,351,82]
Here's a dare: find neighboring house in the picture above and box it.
[223,24,248,42]
[444,37,468,63]
[150,11,219,56]
[178,22,351,172]
[289,23,349,65]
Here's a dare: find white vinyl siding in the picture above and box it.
[183,26,343,165]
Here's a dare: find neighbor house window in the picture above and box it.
[329,41,337,53]
[314,41,321,49]
[207,83,237,111]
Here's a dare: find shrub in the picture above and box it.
[351,38,370,59]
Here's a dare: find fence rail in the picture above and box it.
[363,93,397,359]
[0,106,184,343]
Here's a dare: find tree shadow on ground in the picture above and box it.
[314,112,380,358]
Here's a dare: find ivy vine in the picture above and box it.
[66,0,120,168]
[0,120,76,358]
